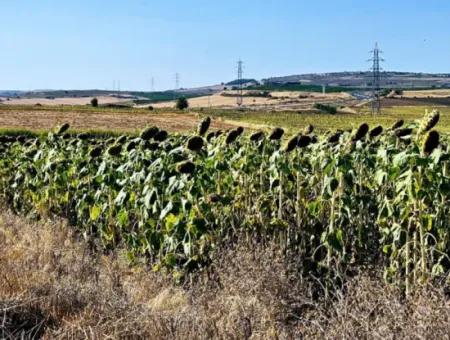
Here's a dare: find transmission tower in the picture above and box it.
[369,42,384,114]
[236,59,243,107]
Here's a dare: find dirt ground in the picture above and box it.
[0,109,235,133]
[0,96,130,106]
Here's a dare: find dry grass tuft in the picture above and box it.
[302,274,450,339]
[0,211,449,339]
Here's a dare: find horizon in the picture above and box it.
[3,69,450,93]
[2,0,450,91]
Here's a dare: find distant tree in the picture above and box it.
[148,105,154,111]
[91,97,98,107]
[175,97,189,110]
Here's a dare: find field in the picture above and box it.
[152,90,355,111]
[0,95,131,106]
[1,104,449,337]
[1,104,449,134]
[0,106,236,133]
[401,89,450,98]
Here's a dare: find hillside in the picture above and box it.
[263,71,450,88]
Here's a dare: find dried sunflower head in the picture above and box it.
[284,135,299,152]
[352,123,369,142]
[250,131,265,142]
[176,160,196,174]
[198,117,211,136]
[369,125,383,138]
[297,135,312,148]
[269,127,284,140]
[423,130,440,155]
[391,120,404,130]
[187,136,204,151]
[140,127,159,140]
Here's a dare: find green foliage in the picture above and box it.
[131,91,201,104]
[0,111,449,293]
[314,103,337,115]
[247,83,360,93]
[176,97,189,110]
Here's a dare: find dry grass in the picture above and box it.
[0,96,130,106]
[0,211,449,339]
[0,108,235,133]
[153,90,353,110]
[401,89,450,98]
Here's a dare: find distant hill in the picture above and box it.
[226,79,259,86]
[262,71,450,89]
[0,90,26,98]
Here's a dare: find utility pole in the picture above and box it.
[151,77,155,92]
[369,42,384,114]
[237,59,243,107]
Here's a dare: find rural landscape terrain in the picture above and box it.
[2,1,450,338]
[1,79,450,338]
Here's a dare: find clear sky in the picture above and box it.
[1,0,449,91]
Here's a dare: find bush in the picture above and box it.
[148,105,154,111]
[175,97,189,110]
[314,103,337,114]
[91,98,98,107]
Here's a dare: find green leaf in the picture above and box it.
[117,209,129,227]
[89,204,102,221]
[164,213,179,233]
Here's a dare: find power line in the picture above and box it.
[237,59,243,107]
[368,42,384,114]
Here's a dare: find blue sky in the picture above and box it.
[1,0,449,90]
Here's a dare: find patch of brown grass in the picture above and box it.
[0,211,449,339]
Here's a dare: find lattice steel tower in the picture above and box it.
[237,59,243,107]
[369,43,384,114]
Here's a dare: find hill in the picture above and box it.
[262,71,450,88]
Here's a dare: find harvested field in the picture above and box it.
[152,90,355,110]
[402,89,450,98]
[382,97,450,107]
[0,96,130,106]
[0,108,235,133]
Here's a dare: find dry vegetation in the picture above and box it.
[0,108,235,133]
[1,211,449,339]
[401,89,450,98]
[0,96,130,106]
[152,90,354,110]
